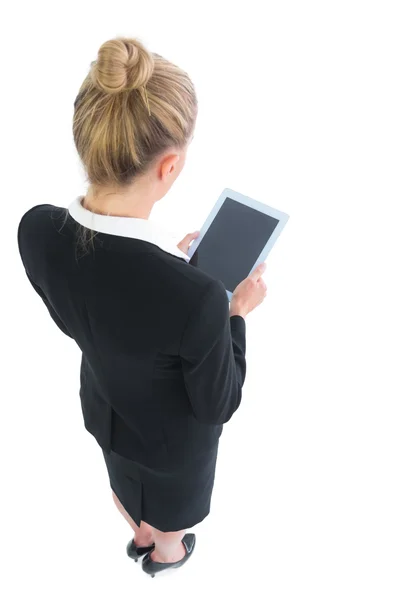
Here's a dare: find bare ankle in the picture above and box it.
[151,542,185,564]
[135,535,154,547]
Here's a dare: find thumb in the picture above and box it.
[249,262,266,281]
[178,230,200,253]
[186,230,200,242]
[182,231,200,246]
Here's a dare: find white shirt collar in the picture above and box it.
[68,196,189,262]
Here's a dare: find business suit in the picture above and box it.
[17,196,247,532]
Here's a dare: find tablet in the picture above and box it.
[187,188,290,300]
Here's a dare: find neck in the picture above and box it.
[83,176,159,219]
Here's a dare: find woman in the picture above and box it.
[17,37,267,577]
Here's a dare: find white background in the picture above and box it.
[2,1,399,598]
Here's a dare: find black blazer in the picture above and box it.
[17,201,247,468]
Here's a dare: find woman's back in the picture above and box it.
[18,200,246,469]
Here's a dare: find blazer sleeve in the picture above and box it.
[17,214,73,339]
[24,273,73,338]
[179,279,247,425]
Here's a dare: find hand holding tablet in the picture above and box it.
[229,262,267,318]
[188,188,290,301]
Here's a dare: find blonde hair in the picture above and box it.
[73,36,198,187]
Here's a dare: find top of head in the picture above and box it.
[90,37,155,93]
[73,36,197,188]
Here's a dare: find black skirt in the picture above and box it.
[102,442,220,532]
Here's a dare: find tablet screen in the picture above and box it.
[189,197,279,292]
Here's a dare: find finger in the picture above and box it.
[259,278,267,290]
[177,231,200,253]
[181,231,200,246]
[249,262,266,281]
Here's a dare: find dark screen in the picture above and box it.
[189,197,279,292]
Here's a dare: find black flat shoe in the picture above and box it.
[142,533,196,577]
[126,538,155,562]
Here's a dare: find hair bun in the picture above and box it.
[91,37,155,94]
